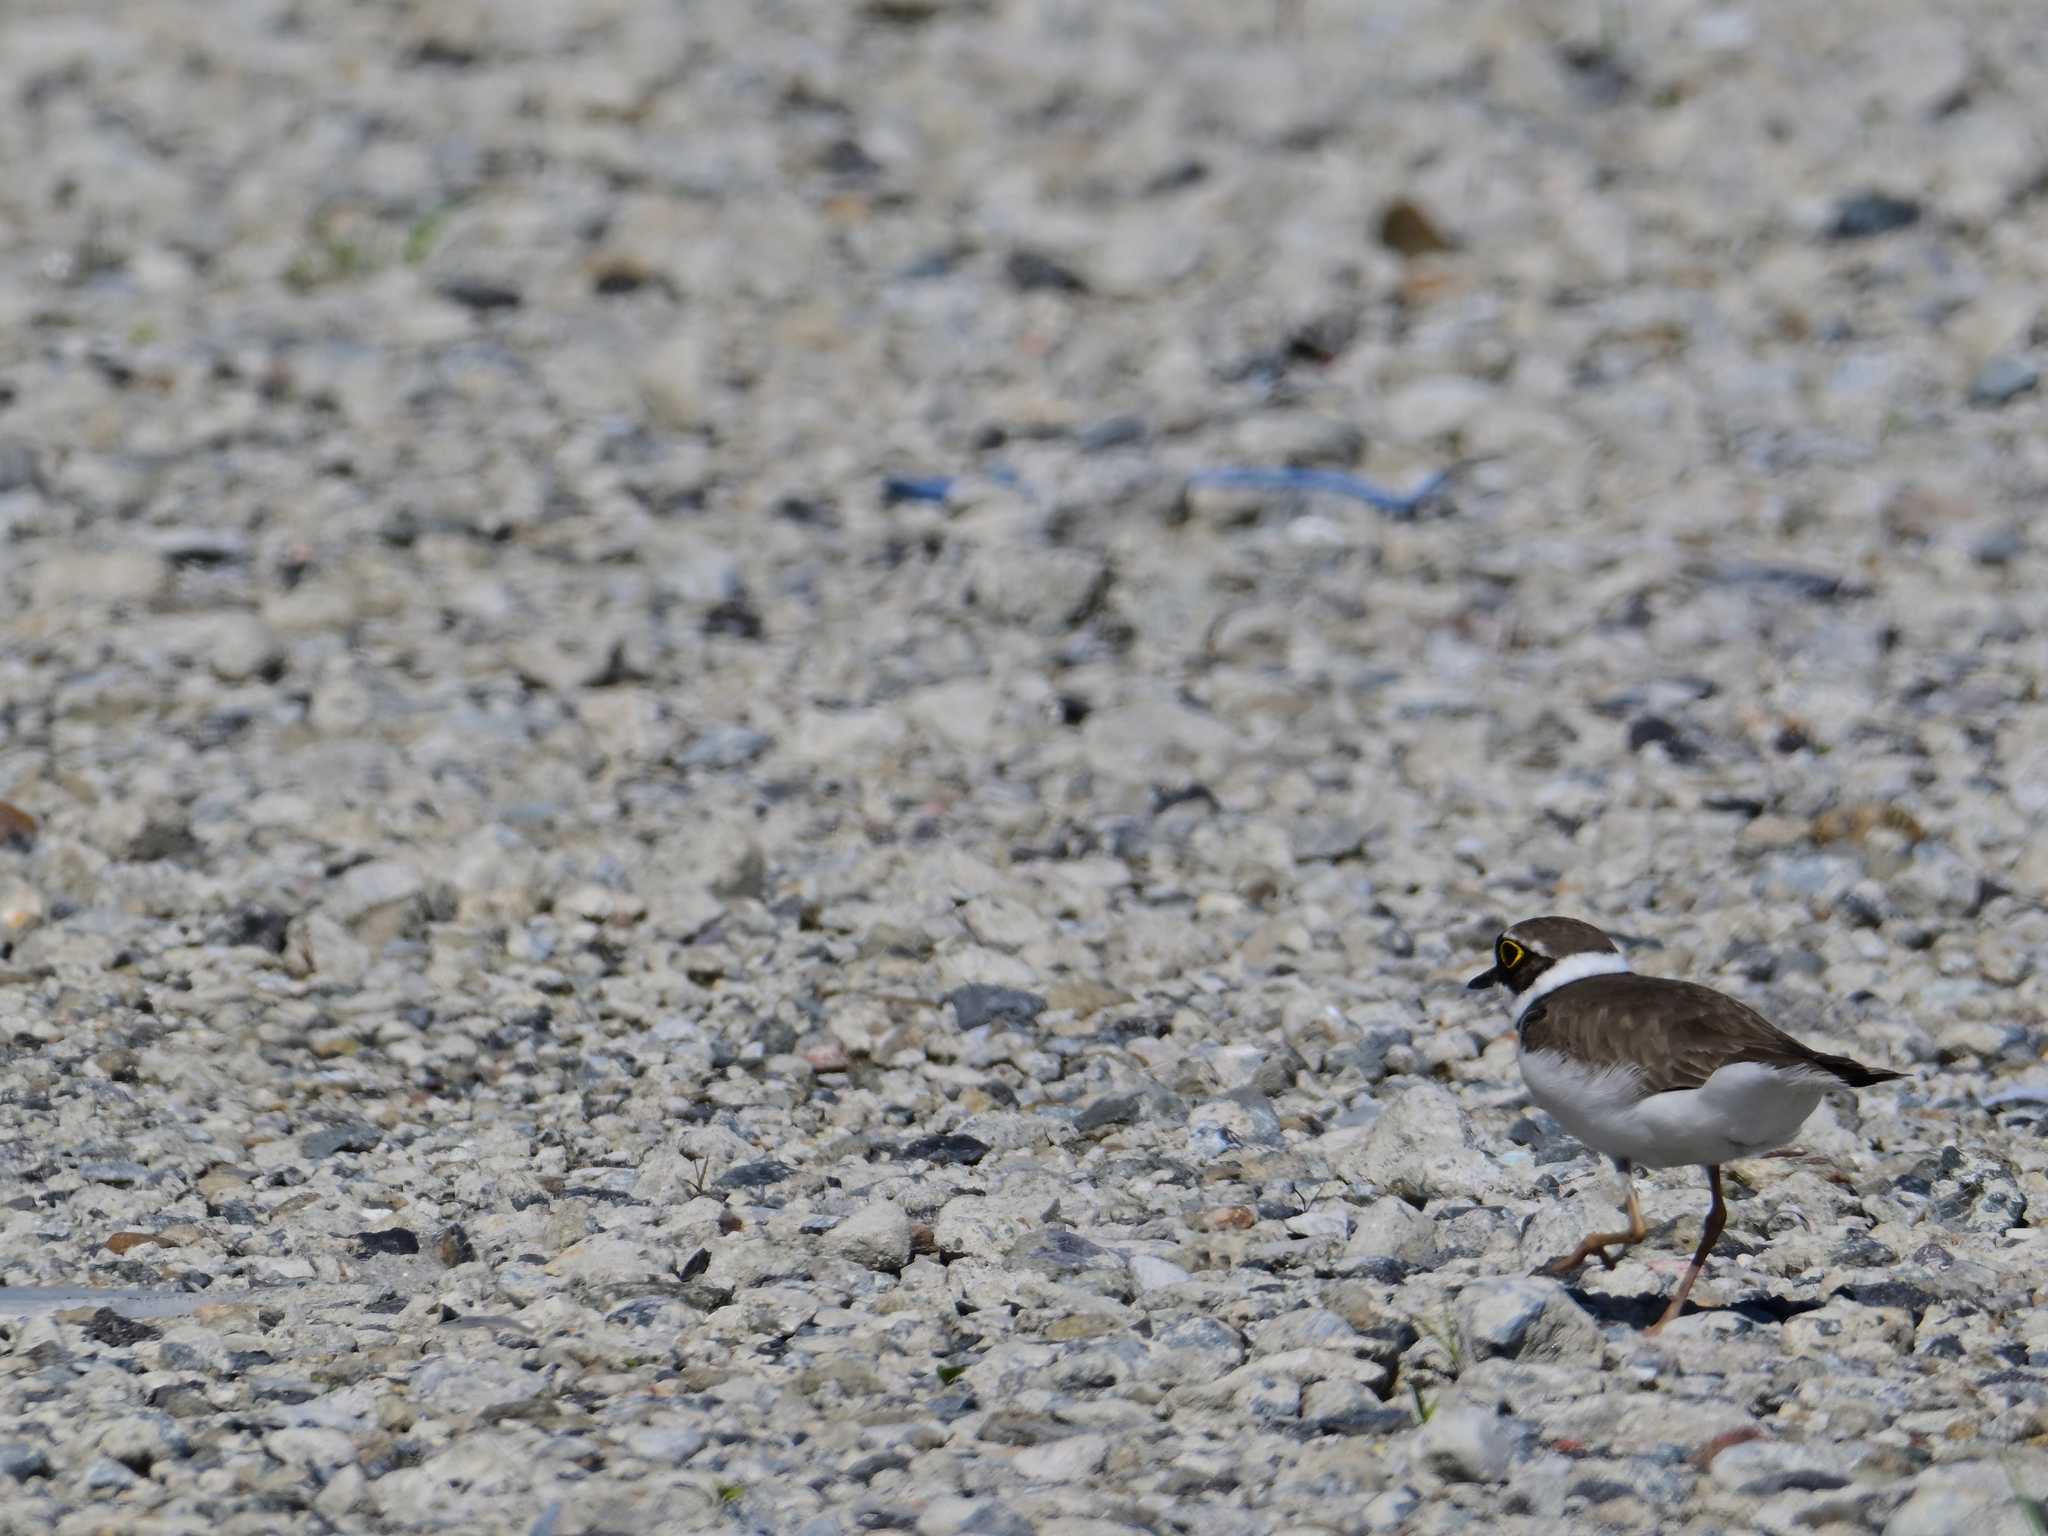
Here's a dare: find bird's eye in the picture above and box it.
[1498,939,1525,968]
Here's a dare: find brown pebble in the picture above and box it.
[103,1231,165,1256]
[1194,1205,1258,1231]
[0,802,35,853]
[1378,197,1456,258]
[436,1224,477,1267]
[802,1038,852,1073]
[1810,802,1926,846]
[1690,1425,1766,1470]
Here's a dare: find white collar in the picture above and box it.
[1514,950,1632,1026]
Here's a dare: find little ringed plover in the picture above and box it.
[1468,915,1904,1334]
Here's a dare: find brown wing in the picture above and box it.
[1521,976,1904,1095]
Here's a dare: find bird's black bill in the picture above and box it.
[1467,967,1501,990]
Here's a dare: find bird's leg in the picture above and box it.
[1538,1158,1648,1277]
[1648,1165,1726,1335]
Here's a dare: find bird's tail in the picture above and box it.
[1808,1050,1907,1088]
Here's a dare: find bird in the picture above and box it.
[1467,915,1904,1333]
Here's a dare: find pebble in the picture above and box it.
[826,1201,914,1272]
[1011,1434,1109,1482]
[1456,1277,1603,1363]
[1339,1082,1499,1202]
[97,1414,188,1472]
[1417,1403,1527,1484]
[1968,356,2039,408]
[0,1445,49,1481]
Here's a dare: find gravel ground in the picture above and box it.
[3,0,2048,1532]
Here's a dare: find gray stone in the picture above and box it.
[1886,1460,2048,1536]
[304,1124,383,1159]
[1457,1277,1603,1363]
[677,726,772,769]
[1339,1082,1501,1202]
[1341,1196,1440,1270]
[1417,1402,1528,1483]
[0,1444,49,1481]
[826,1200,913,1272]
[1969,356,2038,408]
[946,985,1047,1029]
[96,1413,188,1472]
[83,1457,140,1492]
[1011,1433,1109,1482]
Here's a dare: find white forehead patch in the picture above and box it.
[1514,949,1632,1026]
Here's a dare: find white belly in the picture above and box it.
[1519,1050,1828,1169]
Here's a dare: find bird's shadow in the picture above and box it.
[1564,1287,1826,1331]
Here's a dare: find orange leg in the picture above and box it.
[1648,1165,1726,1335]
[1539,1160,1649,1276]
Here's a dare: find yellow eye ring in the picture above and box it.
[1498,939,1524,968]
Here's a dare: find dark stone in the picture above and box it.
[354,1227,421,1257]
[899,1133,991,1167]
[1558,42,1633,106]
[1626,715,1700,763]
[703,594,764,640]
[1151,783,1218,815]
[954,1504,1030,1536]
[1360,1320,1421,1371]
[1074,1094,1142,1133]
[1828,1234,1900,1268]
[855,1505,917,1531]
[82,1309,159,1348]
[1725,942,1778,983]
[1569,1479,1639,1505]
[1143,159,1209,196]
[250,1379,316,1406]
[1326,1029,1410,1084]
[1739,1470,1849,1495]
[1008,1227,1114,1276]
[125,819,202,864]
[0,1444,50,1481]
[1076,416,1146,452]
[1005,249,1087,294]
[945,985,1046,1030]
[90,1260,163,1286]
[1706,561,1862,601]
[1974,527,2026,566]
[225,907,292,952]
[1338,1257,1413,1285]
[716,1159,791,1190]
[1829,191,1921,240]
[304,1124,382,1159]
[1703,794,1766,818]
[437,277,522,311]
[1295,1406,1414,1438]
[607,1297,670,1328]
[363,1293,407,1315]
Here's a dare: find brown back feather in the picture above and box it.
[1521,975,1904,1095]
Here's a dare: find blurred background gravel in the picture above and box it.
[2,1,2048,1532]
